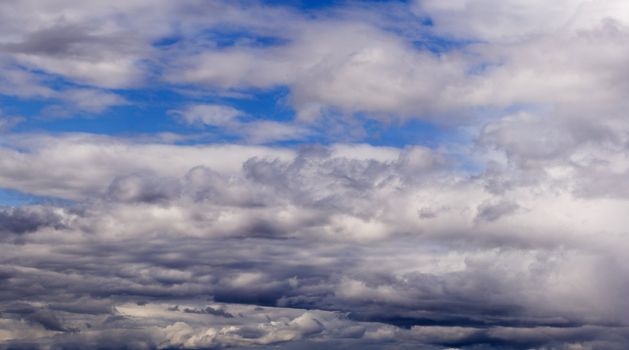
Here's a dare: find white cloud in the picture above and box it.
[171,104,310,144]
[59,88,128,113]
[240,120,310,144]
[0,134,295,200]
[172,104,243,127]
[413,0,629,41]
[167,20,470,121]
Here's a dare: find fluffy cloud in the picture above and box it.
[2,0,628,126]
[2,1,629,349]
[167,20,469,121]
[1,135,629,348]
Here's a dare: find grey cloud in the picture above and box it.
[25,310,69,332]
[0,206,65,236]
[1,304,69,333]
[1,138,627,348]
[0,135,295,200]
[475,200,519,223]
[48,299,115,316]
[182,306,234,318]
[107,173,182,204]
[0,0,159,89]
[0,23,123,57]
[0,1,302,111]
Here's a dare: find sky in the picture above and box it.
[1,0,629,349]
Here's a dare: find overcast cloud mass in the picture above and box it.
[1,1,629,349]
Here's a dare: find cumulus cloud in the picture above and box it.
[2,1,629,349]
[2,0,628,126]
[166,21,470,121]
[0,134,628,348]
[0,206,65,237]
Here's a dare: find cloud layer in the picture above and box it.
[1,134,629,349]
[2,1,629,349]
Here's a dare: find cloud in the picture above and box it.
[1,0,626,130]
[171,104,311,144]
[0,206,65,238]
[239,121,311,144]
[166,21,470,121]
[0,134,294,200]
[0,0,165,89]
[0,113,23,133]
[412,0,629,41]
[475,200,519,223]
[0,134,628,348]
[1,1,629,349]
[58,89,128,114]
[182,306,234,318]
[0,61,55,99]
[172,104,243,127]
[0,0,626,127]
[107,173,181,204]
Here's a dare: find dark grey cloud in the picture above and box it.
[475,200,519,223]
[182,306,234,318]
[0,24,124,57]
[0,196,627,349]
[0,206,64,238]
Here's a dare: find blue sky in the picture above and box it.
[0,0,457,203]
[0,0,465,157]
[4,85,449,147]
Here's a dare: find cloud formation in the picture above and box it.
[1,1,629,349]
[171,104,310,143]
[1,134,629,349]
